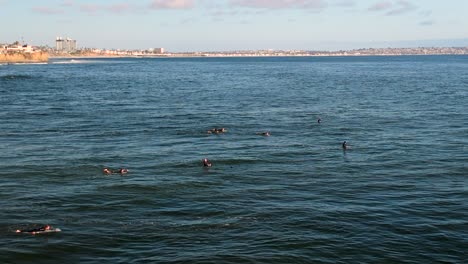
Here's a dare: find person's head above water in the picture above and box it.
[103,168,112,174]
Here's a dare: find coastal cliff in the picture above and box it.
[0,52,48,63]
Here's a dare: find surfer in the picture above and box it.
[257,131,270,136]
[103,168,128,175]
[16,225,51,234]
[208,128,227,134]
[317,117,322,124]
[342,141,348,150]
[203,158,212,167]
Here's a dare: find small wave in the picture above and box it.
[51,59,115,64]
[52,59,86,64]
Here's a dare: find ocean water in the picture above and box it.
[0,56,467,263]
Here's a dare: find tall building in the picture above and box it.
[56,37,77,52]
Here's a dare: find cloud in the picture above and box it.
[150,0,194,9]
[77,2,140,14]
[419,20,435,26]
[32,6,65,15]
[368,1,392,11]
[61,0,74,7]
[386,0,416,15]
[229,0,327,10]
[79,4,100,14]
[334,0,355,8]
[108,3,132,14]
[419,10,432,17]
[368,0,416,15]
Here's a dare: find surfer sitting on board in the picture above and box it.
[342,141,348,150]
[203,158,212,167]
[207,128,227,134]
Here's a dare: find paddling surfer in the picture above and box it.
[16,225,51,234]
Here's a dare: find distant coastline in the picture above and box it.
[49,46,468,59]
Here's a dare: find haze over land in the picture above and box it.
[1,0,467,51]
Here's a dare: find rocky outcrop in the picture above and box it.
[0,52,48,63]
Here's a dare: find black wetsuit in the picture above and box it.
[20,226,48,233]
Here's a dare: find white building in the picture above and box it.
[2,44,34,53]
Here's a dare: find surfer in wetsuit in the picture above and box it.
[208,128,227,134]
[342,141,348,150]
[16,225,51,234]
[103,168,128,175]
[203,158,212,167]
[256,131,270,136]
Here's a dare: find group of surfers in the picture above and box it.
[20,118,348,235]
[103,118,349,173]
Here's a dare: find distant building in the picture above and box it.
[153,48,165,54]
[2,44,34,53]
[56,37,77,52]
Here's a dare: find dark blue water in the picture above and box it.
[1,56,467,263]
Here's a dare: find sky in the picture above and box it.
[1,0,467,51]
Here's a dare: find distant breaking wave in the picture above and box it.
[51,59,90,64]
[49,59,117,64]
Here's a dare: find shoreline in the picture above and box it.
[49,53,468,60]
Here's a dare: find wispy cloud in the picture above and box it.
[32,6,65,15]
[419,10,432,17]
[419,19,435,26]
[180,17,197,24]
[368,1,392,11]
[209,9,239,18]
[150,0,195,10]
[368,0,417,15]
[229,0,327,10]
[334,0,355,8]
[79,4,100,14]
[386,0,416,15]
[108,3,132,14]
[61,0,74,7]
[77,2,140,15]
